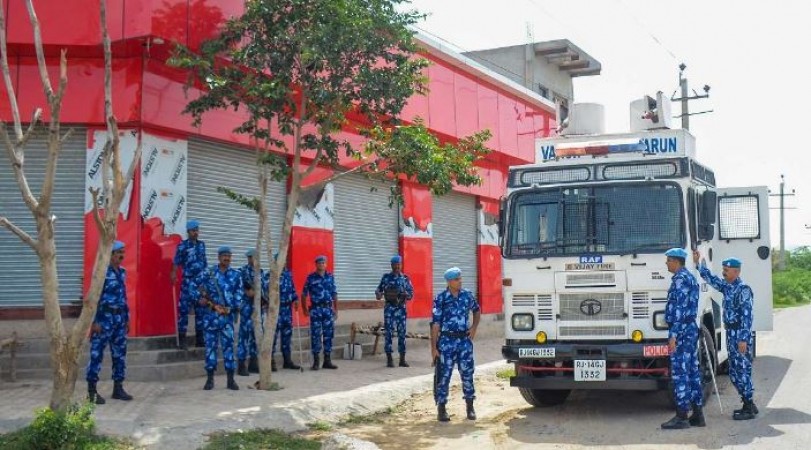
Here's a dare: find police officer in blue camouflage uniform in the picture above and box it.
[694,250,758,420]
[197,246,242,391]
[87,241,134,405]
[375,255,414,368]
[273,252,302,371]
[302,255,339,371]
[171,220,208,349]
[237,249,262,376]
[431,267,481,422]
[661,248,704,429]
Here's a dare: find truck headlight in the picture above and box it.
[511,313,534,331]
[652,311,668,330]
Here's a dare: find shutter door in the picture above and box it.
[333,175,399,301]
[432,192,478,297]
[0,129,86,306]
[186,139,286,264]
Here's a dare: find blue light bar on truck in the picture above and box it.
[554,139,647,158]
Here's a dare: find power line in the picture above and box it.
[611,0,680,63]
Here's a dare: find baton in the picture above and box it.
[702,335,724,413]
[172,283,180,348]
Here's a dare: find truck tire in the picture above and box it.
[699,324,717,402]
[518,388,571,407]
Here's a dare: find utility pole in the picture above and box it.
[671,63,712,130]
[769,174,796,270]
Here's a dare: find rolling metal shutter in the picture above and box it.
[333,175,399,301]
[186,139,286,265]
[0,129,86,306]
[432,192,478,297]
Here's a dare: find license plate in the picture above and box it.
[643,344,670,357]
[574,359,606,381]
[518,347,555,358]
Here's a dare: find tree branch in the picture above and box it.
[24,0,55,101]
[1,123,40,212]
[302,161,375,193]
[0,216,38,249]
[88,187,105,233]
[0,5,23,140]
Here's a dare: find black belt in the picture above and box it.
[441,331,469,338]
[100,305,127,314]
[725,322,741,330]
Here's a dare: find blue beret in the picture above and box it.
[186,219,200,230]
[315,255,327,263]
[391,255,402,264]
[245,248,256,257]
[722,258,742,268]
[444,267,462,281]
[112,240,125,252]
[218,246,232,255]
[665,248,688,259]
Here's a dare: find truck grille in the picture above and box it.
[566,272,617,287]
[559,293,624,321]
[511,293,553,321]
[632,292,650,319]
[559,325,626,337]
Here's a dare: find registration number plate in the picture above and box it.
[574,359,606,381]
[518,347,555,358]
[643,344,670,357]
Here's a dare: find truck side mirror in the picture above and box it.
[498,197,506,239]
[697,191,717,241]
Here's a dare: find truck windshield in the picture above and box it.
[505,182,684,257]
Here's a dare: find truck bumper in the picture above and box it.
[503,341,671,392]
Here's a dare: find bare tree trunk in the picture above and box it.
[254,164,274,389]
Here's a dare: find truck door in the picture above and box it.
[714,187,773,331]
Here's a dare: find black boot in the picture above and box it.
[111,381,133,401]
[386,353,395,368]
[178,332,188,351]
[271,357,278,372]
[465,399,477,420]
[203,370,214,390]
[226,370,239,391]
[195,332,205,348]
[437,403,450,422]
[734,399,757,421]
[661,410,690,429]
[322,354,338,369]
[311,354,320,371]
[248,356,260,374]
[282,355,301,370]
[399,353,410,368]
[734,397,759,416]
[688,404,705,427]
[87,382,106,405]
[237,360,249,377]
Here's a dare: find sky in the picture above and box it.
[406,0,811,249]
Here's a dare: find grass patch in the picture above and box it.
[496,367,516,380]
[0,403,134,450]
[202,429,320,450]
[306,421,332,432]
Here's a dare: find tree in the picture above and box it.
[0,0,140,410]
[170,0,490,389]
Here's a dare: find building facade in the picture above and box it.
[0,0,596,336]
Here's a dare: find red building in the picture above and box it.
[0,0,599,336]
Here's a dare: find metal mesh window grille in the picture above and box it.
[519,167,591,185]
[719,195,759,239]
[602,162,678,180]
[559,293,624,321]
[559,325,625,337]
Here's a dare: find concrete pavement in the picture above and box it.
[0,335,509,449]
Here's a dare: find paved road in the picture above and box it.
[333,305,811,449]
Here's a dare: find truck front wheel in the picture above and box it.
[518,387,571,407]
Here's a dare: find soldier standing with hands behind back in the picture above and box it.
[301,255,339,371]
[661,248,704,430]
[694,250,758,420]
[171,220,208,349]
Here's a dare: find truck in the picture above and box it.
[500,96,773,406]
